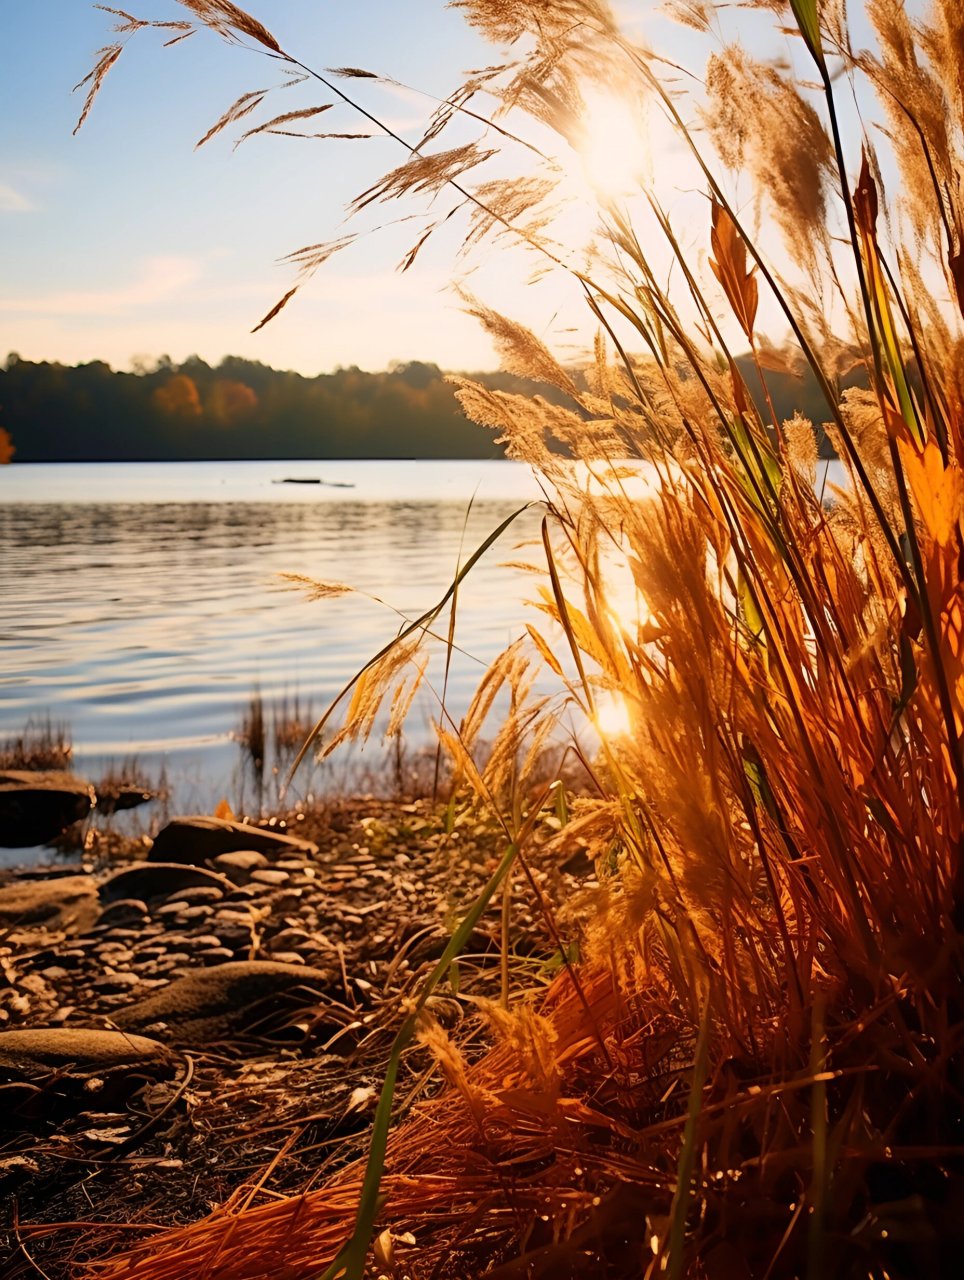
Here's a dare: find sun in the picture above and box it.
[594,690,633,740]
[576,87,651,202]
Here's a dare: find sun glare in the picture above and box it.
[594,691,633,741]
[577,88,650,201]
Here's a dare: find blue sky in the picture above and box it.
[0,1,526,373]
[1,2,868,376]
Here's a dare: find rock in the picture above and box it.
[165,885,224,905]
[94,783,155,816]
[92,973,141,994]
[0,1028,172,1079]
[100,861,233,905]
[249,868,290,887]
[97,898,149,926]
[112,960,335,1041]
[211,850,269,884]
[175,904,213,922]
[154,901,188,918]
[148,816,317,866]
[0,874,99,935]
[0,770,95,847]
[96,944,134,964]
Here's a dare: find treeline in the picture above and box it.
[0,351,850,462]
[0,355,514,462]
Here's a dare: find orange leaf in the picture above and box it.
[898,438,963,545]
[710,199,758,341]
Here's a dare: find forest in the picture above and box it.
[0,350,847,462]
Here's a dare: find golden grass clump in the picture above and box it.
[73,1,964,1276]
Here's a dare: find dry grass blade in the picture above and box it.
[285,503,532,783]
[250,285,299,333]
[73,44,123,134]
[278,573,354,601]
[196,88,268,148]
[176,0,281,52]
[236,103,334,146]
[326,66,380,80]
[351,143,497,212]
[282,235,357,276]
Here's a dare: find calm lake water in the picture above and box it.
[1,456,847,855]
[1,460,546,825]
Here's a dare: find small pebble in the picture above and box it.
[92,973,141,993]
[167,886,224,905]
[96,946,134,965]
[177,905,213,921]
[98,899,148,926]
[249,869,289,887]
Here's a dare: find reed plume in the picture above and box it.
[74,1,964,1276]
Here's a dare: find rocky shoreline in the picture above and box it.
[0,776,568,1277]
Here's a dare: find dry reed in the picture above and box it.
[70,1,964,1276]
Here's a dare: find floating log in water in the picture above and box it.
[272,477,355,488]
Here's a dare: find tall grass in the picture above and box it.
[78,2,964,1276]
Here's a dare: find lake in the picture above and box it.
[0,460,547,828]
[1,456,847,850]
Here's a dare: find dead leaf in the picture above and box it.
[710,198,758,341]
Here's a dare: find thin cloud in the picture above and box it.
[0,256,202,316]
[0,183,35,213]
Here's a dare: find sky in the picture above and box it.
[0,1,717,376]
[0,1,503,373]
[0,2,885,378]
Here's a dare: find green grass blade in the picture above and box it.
[317,836,521,1280]
[788,0,825,68]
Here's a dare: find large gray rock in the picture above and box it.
[112,960,334,1041]
[100,861,233,905]
[0,1027,172,1079]
[0,770,95,847]
[0,874,99,935]
[148,816,316,866]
